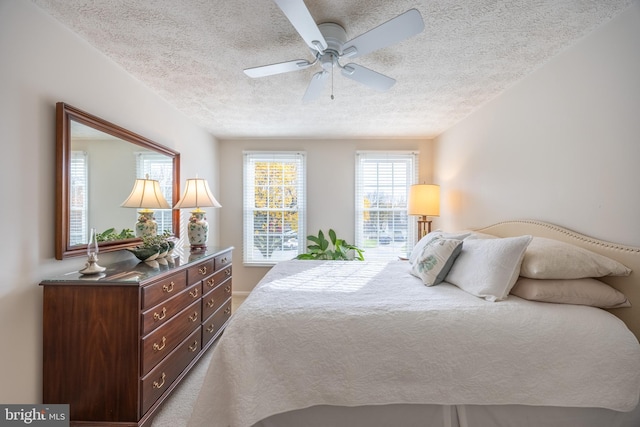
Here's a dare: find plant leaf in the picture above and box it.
[328,229,337,246]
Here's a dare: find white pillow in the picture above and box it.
[520,237,631,279]
[411,238,463,286]
[445,235,532,302]
[511,277,631,309]
[409,231,470,264]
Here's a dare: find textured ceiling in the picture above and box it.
[32,0,631,139]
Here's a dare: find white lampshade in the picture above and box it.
[173,178,221,210]
[121,177,170,209]
[408,184,440,217]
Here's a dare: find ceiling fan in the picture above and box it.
[244,0,425,103]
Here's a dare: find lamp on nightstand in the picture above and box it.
[173,178,221,251]
[408,184,440,240]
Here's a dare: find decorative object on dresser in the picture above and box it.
[41,247,233,427]
[173,177,221,251]
[127,231,176,262]
[408,183,440,239]
[78,227,106,275]
[121,174,172,237]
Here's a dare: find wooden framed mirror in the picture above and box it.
[55,102,180,259]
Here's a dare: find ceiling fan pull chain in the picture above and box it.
[331,64,335,100]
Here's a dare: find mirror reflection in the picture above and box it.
[69,121,174,246]
[56,102,180,259]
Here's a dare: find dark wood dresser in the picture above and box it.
[41,246,233,426]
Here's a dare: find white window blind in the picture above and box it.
[136,152,174,234]
[69,151,88,246]
[243,151,306,265]
[355,151,418,261]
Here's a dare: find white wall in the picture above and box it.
[219,138,434,293]
[0,1,220,403]
[435,1,640,246]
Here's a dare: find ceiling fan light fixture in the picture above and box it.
[245,3,424,102]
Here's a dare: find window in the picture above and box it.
[136,152,174,234]
[69,151,88,246]
[355,151,418,261]
[243,152,306,265]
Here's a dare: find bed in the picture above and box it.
[187,220,640,427]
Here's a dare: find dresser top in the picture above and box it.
[41,246,233,285]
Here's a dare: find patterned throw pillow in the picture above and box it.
[411,237,463,286]
[408,231,470,264]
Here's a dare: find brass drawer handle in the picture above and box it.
[224,307,231,315]
[188,341,199,352]
[189,288,199,298]
[153,372,166,389]
[207,298,215,308]
[225,268,231,277]
[224,285,231,294]
[153,336,167,352]
[198,265,207,275]
[162,282,175,293]
[153,307,167,321]
[206,323,215,333]
[188,312,198,322]
[206,278,215,288]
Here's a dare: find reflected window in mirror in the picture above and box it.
[70,151,88,246]
[136,152,174,235]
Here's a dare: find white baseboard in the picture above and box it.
[232,291,251,298]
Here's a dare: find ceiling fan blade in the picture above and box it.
[341,64,396,92]
[273,0,328,53]
[244,59,313,78]
[302,71,329,103]
[342,9,424,59]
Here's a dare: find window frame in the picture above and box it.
[355,151,419,261]
[243,151,306,266]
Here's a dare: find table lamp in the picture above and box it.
[408,184,440,240]
[121,175,171,237]
[173,177,221,250]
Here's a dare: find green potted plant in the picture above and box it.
[296,229,364,261]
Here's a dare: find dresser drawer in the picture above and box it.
[214,250,232,270]
[142,271,188,310]
[202,300,232,348]
[141,299,201,375]
[203,280,232,320]
[141,327,201,415]
[187,259,215,286]
[203,265,232,294]
[142,283,201,335]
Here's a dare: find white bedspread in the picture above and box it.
[188,260,640,427]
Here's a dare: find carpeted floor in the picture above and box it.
[151,295,246,426]
[151,342,216,427]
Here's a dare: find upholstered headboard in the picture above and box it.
[477,220,640,342]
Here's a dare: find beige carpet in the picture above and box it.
[151,343,216,427]
[151,295,246,426]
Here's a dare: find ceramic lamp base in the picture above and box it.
[136,210,158,237]
[188,210,209,250]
